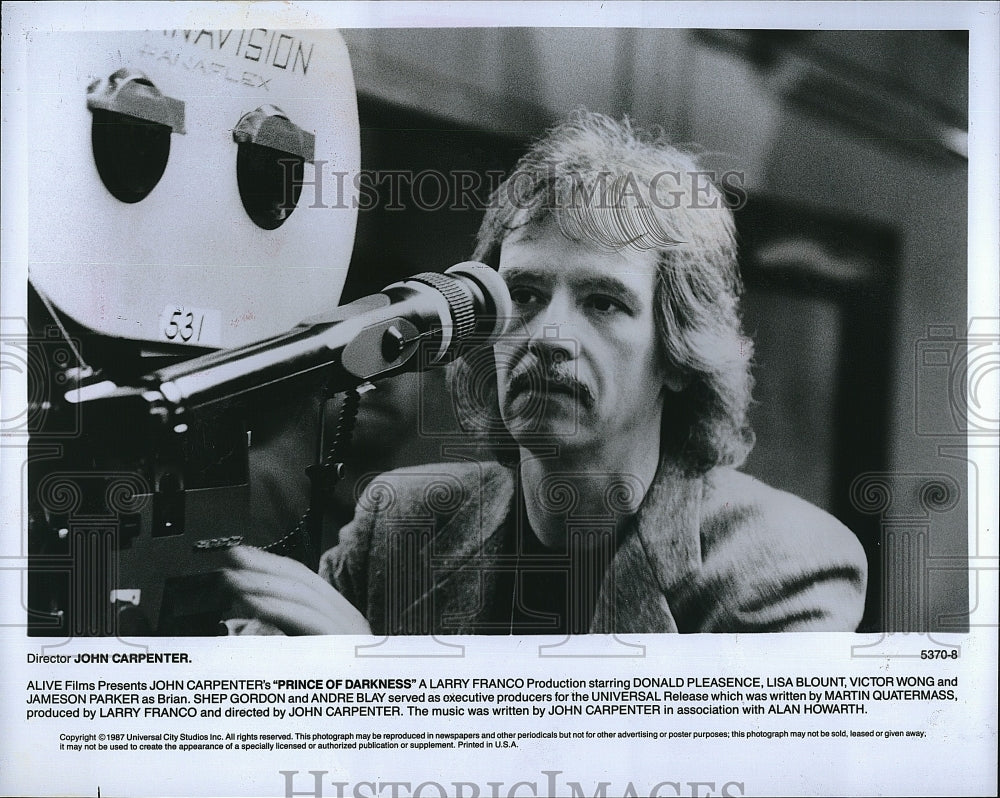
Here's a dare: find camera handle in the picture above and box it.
[264,382,372,571]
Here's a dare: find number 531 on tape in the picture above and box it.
[159,305,221,347]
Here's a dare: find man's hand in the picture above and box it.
[222,546,371,635]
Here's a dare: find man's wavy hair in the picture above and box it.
[450,110,755,475]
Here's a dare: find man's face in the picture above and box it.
[495,218,672,455]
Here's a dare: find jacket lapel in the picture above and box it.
[392,464,514,635]
[591,455,705,633]
[391,457,704,635]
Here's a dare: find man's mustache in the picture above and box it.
[506,361,595,410]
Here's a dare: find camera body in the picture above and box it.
[25,28,359,636]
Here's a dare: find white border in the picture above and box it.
[2,4,997,797]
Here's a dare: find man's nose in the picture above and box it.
[525,292,579,358]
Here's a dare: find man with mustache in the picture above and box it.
[224,111,867,634]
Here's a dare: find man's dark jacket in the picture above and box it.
[320,456,868,634]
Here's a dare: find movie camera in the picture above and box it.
[25,29,509,636]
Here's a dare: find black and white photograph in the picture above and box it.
[2,2,997,797]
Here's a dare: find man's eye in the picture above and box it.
[588,295,628,314]
[510,287,542,306]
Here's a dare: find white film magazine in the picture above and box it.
[1,2,997,797]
